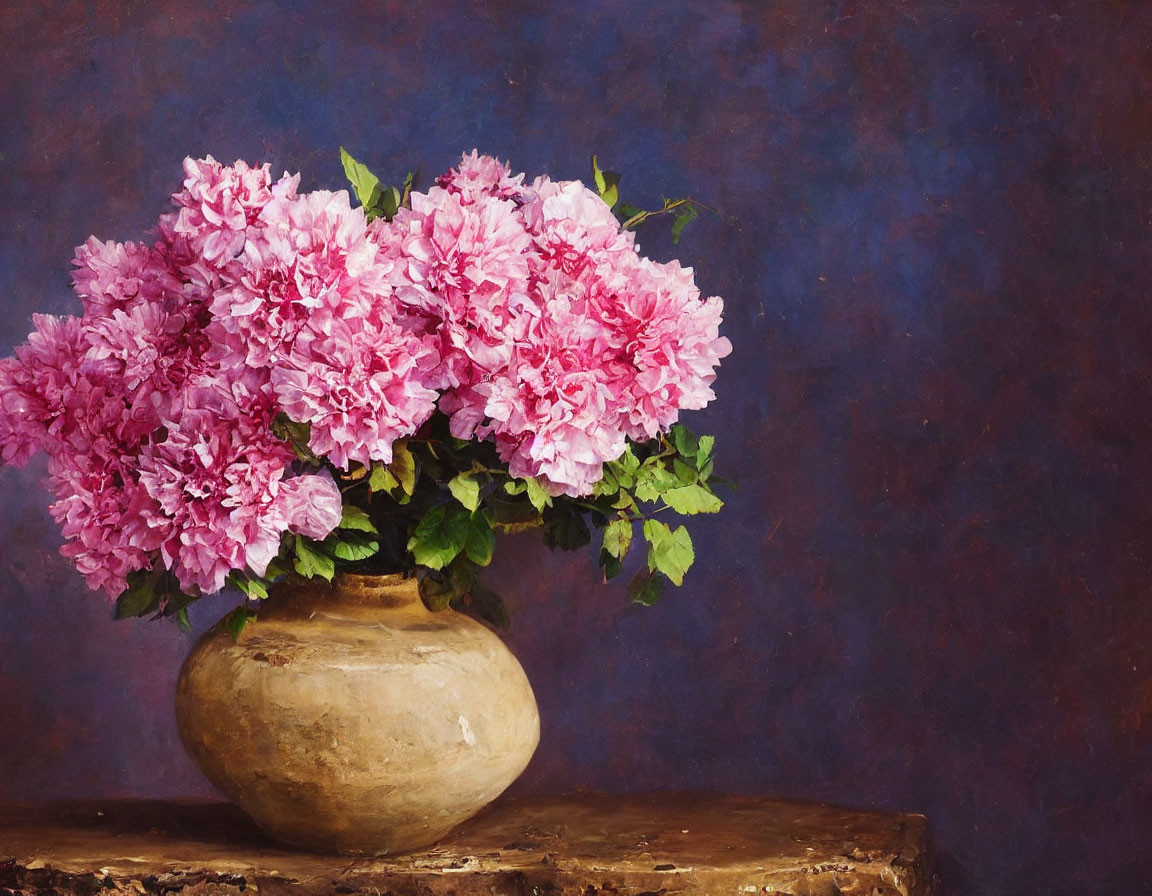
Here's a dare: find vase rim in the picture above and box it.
[326,572,423,607]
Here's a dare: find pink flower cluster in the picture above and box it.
[379,151,731,495]
[0,151,730,599]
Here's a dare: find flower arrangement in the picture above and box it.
[0,150,731,630]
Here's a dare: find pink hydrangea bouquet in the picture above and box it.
[0,150,731,629]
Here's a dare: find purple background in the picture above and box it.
[2,2,1152,893]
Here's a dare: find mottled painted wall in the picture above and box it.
[2,2,1152,893]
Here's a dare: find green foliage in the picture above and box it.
[418,556,509,628]
[321,530,380,562]
[339,504,378,533]
[601,518,633,560]
[671,204,699,244]
[294,535,336,581]
[504,476,551,512]
[463,511,495,566]
[627,569,666,606]
[368,441,417,505]
[226,571,269,600]
[590,156,715,242]
[113,567,198,631]
[271,414,320,464]
[407,503,473,570]
[662,484,724,515]
[340,148,413,223]
[448,471,482,512]
[642,519,694,586]
[108,154,726,629]
[218,606,252,641]
[542,503,592,551]
[340,147,382,213]
[113,569,163,620]
[591,155,620,209]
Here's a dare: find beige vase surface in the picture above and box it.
[176,573,540,855]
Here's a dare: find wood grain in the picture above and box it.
[0,794,931,895]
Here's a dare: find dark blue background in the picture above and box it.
[3,2,1152,893]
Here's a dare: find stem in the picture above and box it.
[621,197,720,231]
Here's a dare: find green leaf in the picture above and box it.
[671,424,699,460]
[612,490,637,511]
[543,504,592,551]
[507,476,551,512]
[242,577,269,600]
[627,569,666,606]
[671,205,699,243]
[322,531,380,562]
[602,183,619,208]
[223,607,251,641]
[708,475,739,492]
[271,414,320,464]
[599,548,623,580]
[448,471,482,512]
[634,460,681,503]
[642,519,694,586]
[264,553,291,583]
[380,185,402,219]
[369,463,399,492]
[462,581,509,628]
[340,147,382,211]
[593,467,620,498]
[369,441,417,497]
[602,518,633,560]
[419,557,475,611]
[419,572,457,611]
[592,155,607,194]
[608,444,640,488]
[113,570,163,620]
[339,504,378,534]
[407,504,472,570]
[294,535,336,581]
[617,202,644,222]
[463,512,495,566]
[662,484,724,515]
[697,434,715,466]
[673,458,699,484]
[390,441,417,494]
[227,572,269,600]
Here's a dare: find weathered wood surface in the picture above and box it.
[0,794,932,895]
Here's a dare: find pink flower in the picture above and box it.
[0,314,100,462]
[134,397,299,595]
[271,315,438,469]
[520,176,637,285]
[71,238,183,318]
[436,150,527,205]
[375,185,534,400]
[162,155,298,269]
[277,471,344,540]
[590,254,732,441]
[210,189,386,369]
[477,273,627,496]
[48,454,161,598]
[0,151,732,597]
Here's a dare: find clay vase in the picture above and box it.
[175,573,540,855]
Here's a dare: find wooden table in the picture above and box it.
[0,794,932,895]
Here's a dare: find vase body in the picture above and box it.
[175,573,540,855]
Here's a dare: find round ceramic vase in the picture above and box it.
[176,573,540,855]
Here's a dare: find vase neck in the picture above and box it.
[328,573,424,609]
